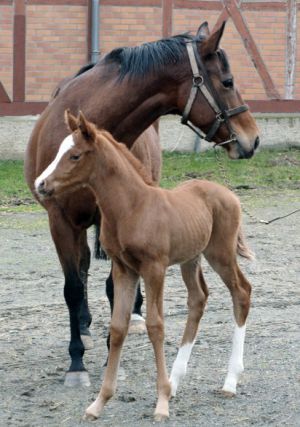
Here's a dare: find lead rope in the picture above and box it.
[213,147,300,225]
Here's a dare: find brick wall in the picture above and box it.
[0,0,299,113]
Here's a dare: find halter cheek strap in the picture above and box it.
[181,40,249,146]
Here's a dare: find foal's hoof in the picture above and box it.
[154,412,169,422]
[83,412,98,421]
[128,314,146,334]
[81,334,94,350]
[64,371,91,387]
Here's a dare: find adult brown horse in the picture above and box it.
[35,111,254,421]
[25,21,259,388]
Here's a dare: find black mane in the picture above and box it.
[104,33,202,80]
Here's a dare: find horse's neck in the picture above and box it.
[89,143,149,223]
[86,70,177,147]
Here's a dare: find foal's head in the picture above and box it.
[174,22,260,159]
[35,111,99,198]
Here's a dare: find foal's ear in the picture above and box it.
[200,20,226,57]
[196,21,210,39]
[65,109,78,132]
[78,111,96,141]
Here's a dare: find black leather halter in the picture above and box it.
[181,40,249,146]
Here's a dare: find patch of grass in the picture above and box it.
[0,160,38,209]
[161,147,300,189]
[0,147,299,213]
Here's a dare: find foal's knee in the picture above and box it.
[146,319,164,343]
[110,324,128,347]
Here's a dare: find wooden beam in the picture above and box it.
[223,0,281,100]
[0,82,11,103]
[13,0,26,102]
[162,0,173,38]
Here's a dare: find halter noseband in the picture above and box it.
[181,40,248,146]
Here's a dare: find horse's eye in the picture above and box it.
[222,78,234,89]
[70,154,81,161]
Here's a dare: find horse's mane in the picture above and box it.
[99,131,154,186]
[73,63,96,77]
[104,33,204,80]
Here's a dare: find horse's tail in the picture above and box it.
[237,227,255,260]
[94,224,109,260]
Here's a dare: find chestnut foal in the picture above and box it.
[35,111,253,421]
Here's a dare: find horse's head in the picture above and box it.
[35,110,97,199]
[177,21,259,159]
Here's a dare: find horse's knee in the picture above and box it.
[146,320,164,343]
[110,324,128,347]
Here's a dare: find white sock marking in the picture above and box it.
[222,323,246,394]
[34,134,74,191]
[170,341,195,396]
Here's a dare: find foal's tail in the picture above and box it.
[237,228,255,260]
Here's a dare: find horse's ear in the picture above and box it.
[65,109,78,132]
[78,111,96,141]
[196,21,210,39]
[200,20,226,57]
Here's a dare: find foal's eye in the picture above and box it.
[222,78,234,89]
[70,154,81,161]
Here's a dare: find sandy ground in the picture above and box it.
[0,191,299,427]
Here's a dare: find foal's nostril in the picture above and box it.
[254,136,260,150]
[37,180,47,194]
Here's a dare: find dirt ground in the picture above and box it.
[0,190,299,427]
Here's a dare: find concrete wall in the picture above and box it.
[0,114,299,160]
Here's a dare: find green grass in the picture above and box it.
[0,147,299,212]
[161,147,300,190]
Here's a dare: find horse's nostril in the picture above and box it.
[254,136,260,150]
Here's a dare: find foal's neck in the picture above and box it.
[89,140,150,222]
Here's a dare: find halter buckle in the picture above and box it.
[216,112,226,123]
[193,75,204,87]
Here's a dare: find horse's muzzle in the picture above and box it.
[36,180,54,198]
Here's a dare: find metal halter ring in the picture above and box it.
[193,75,204,87]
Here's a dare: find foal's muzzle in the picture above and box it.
[36,180,54,198]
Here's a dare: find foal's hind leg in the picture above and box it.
[170,259,208,396]
[85,261,139,420]
[205,251,251,396]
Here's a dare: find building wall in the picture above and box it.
[0,0,299,112]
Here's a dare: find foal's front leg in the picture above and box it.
[84,261,139,420]
[143,263,171,421]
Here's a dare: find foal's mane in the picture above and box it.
[99,130,154,186]
[104,33,204,80]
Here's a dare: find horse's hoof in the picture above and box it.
[83,412,98,421]
[81,334,94,350]
[128,314,146,334]
[64,371,91,387]
[219,388,236,398]
[154,412,169,422]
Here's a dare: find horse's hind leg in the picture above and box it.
[78,229,93,350]
[204,250,251,396]
[85,261,139,420]
[170,258,208,396]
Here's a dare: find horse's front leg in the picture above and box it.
[106,269,145,338]
[85,261,139,420]
[142,262,171,421]
[48,206,90,387]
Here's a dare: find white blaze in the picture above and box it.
[222,323,246,395]
[34,134,74,191]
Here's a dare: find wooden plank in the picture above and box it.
[223,0,281,100]
[13,1,26,102]
[162,0,173,38]
[0,82,11,103]
[1,101,300,116]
